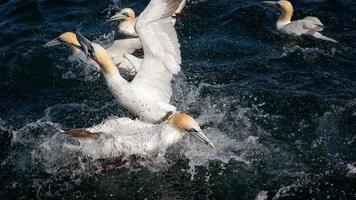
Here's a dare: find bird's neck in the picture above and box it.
[277,8,293,29]
[99,56,127,85]
[103,68,128,99]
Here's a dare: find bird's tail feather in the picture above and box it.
[61,128,101,140]
[313,32,338,43]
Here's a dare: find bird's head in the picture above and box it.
[44,32,81,48]
[110,8,136,22]
[263,0,293,13]
[168,113,215,149]
[74,31,116,74]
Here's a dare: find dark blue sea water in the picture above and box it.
[0,0,355,199]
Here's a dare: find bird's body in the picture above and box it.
[63,109,215,159]
[64,112,215,157]
[74,117,182,159]
[263,0,337,43]
[277,16,323,36]
[102,61,176,123]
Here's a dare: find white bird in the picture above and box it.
[60,0,215,148]
[109,8,138,37]
[108,0,187,73]
[109,0,187,37]
[263,0,337,43]
[63,113,214,159]
[44,33,142,76]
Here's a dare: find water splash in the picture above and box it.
[8,79,265,179]
[281,45,336,60]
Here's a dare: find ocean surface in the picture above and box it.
[0,0,355,199]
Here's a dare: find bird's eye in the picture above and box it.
[123,13,129,17]
[188,128,198,133]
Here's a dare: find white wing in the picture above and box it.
[303,16,324,32]
[131,0,183,103]
[136,0,182,74]
[283,17,324,36]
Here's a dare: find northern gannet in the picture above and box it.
[110,8,138,37]
[44,32,142,75]
[263,0,337,43]
[108,0,187,74]
[109,0,187,36]
[63,114,215,157]
[61,0,214,148]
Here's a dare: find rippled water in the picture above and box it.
[1,0,355,199]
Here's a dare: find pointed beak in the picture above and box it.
[109,12,126,21]
[189,129,215,149]
[43,38,61,47]
[75,31,94,58]
[262,1,279,7]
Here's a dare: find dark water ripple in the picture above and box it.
[1,0,356,199]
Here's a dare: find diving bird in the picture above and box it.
[44,32,142,75]
[109,0,187,37]
[63,114,215,157]
[60,0,215,148]
[263,0,337,43]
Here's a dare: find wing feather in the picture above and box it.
[135,0,182,74]
[283,17,324,35]
[131,0,184,103]
[302,16,324,32]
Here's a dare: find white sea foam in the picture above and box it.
[272,185,299,200]
[256,191,268,200]
[347,163,356,176]
[281,45,336,60]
